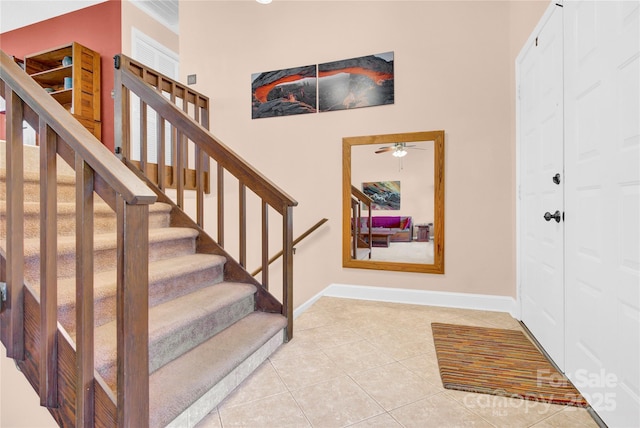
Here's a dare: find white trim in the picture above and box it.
[295,283,519,319]
[293,288,325,319]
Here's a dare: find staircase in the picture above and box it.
[0,143,287,427]
[1,50,298,427]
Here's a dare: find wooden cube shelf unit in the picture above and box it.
[24,42,101,139]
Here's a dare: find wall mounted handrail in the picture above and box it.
[251,218,328,277]
[114,55,298,341]
[1,49,155,427]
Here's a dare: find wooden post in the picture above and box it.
[282,206,294,341]
[239,183,246,267]
[116,198,150,428]
[261,202,269,290]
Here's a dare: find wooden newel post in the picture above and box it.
[116,198,150,427]
[282,206,294,342]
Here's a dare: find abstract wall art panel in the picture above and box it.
[318,52,394,112]
[251,65,317,119]
[362,180,400,210]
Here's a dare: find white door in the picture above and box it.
[564,1,640,425]
[130,28,179,163]
[518,5,566,368]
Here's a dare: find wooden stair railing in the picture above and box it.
[251,218,328,277]
[113,54,298,340]
[350,185,372,259]
[1,50,156,426]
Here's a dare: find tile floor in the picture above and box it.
[196,297,598,428]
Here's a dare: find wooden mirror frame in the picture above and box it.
[342,130,445,274]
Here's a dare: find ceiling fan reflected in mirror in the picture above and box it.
[375,142,424,157]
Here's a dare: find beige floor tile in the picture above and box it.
[351,362,441,411]
[195,408,222,428]
[300,323,363,350]
[369,336,435,361]
[268,329,321,362]
[322,340,395,375]
[219,392,310,427]
[398,354,445,388]
[295,309,342,331]
[452,392,565,428]
[218,360,288,408]
[347,412,403,427]
[390,392,494,428]
[531,407,600,427]
[270,350,345,391]
[291,376,384,428]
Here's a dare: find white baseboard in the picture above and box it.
[296,283,519,319]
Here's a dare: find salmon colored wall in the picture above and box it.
[0,0,121,150]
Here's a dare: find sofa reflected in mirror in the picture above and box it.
[343,130,445,274]
[357,215,413,245]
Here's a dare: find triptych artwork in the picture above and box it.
[251,52,394,119]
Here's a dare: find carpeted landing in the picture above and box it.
[431,322,588,407]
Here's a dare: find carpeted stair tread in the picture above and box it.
[0,169,78,203]
[0,201,172,238]
[54,253,228,333]
[94,282,258,389]
[149,311,287,427]
[23,225,197,256]
[22,226,199,284]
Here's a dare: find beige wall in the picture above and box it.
[179,0,548,307]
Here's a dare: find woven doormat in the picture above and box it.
[431,323,587,407]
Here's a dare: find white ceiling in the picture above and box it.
[0,0,180,35]
[130,0,179,34]
[0,0,108,33]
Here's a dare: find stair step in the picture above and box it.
[95,282,258,390]
[54,253,227,335]
[149,312,287,428]
[0,169,77,203]
[22,227,199,285]
[0,201,172,238]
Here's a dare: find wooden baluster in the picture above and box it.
[217,165,224,247]
[156,84,166,191]
[176,129,184,209]
[261,202,269,289]
[170,82,177,187]
[5,87,25,360]
[140,99,147,173]
[75,154,95,427]
[282,206,294,341]
[116,198,150,428]
[39,120,58,407]
[239,183,246,267]
[194,104,203,227]
[182,94,189,175]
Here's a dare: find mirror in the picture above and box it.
[343,130,444,274]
